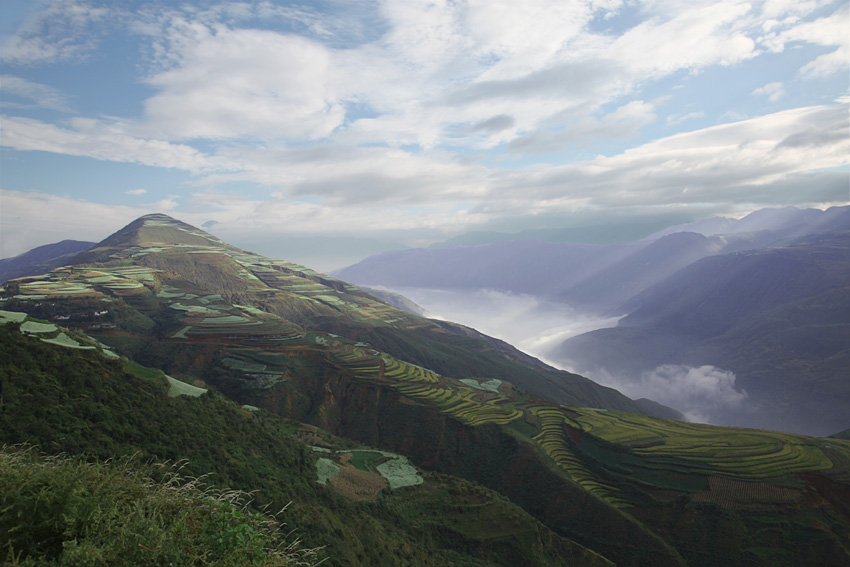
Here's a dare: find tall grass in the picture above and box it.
[0,445,323,566]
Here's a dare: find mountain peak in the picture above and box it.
[75,213,238,263]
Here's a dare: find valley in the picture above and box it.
[2,213,849,566]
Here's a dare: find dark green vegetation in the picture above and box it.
[0,320,608,567]
[2,213,850,566]
[0,446,321,567]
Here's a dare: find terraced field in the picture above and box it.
[332,340,850,509]
[5,215,849,522]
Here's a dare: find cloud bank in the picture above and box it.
[1,0,848,265]
[586,364,749,424]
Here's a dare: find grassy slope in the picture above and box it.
[0,321,609,567]
[3,216,849,566]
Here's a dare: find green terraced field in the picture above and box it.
[7,217,849,523]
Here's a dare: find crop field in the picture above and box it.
[166,375,208,397]
[8,232,850,521]
[313,447,423,496]
[690,476,803,510]
[40,332,96,350]
[333,337,850,509]
[20,321,58,334]
[564,408,838,481]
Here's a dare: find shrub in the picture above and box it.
[0,445,323,566]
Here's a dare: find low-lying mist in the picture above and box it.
[578,364,750,425]
[380,286,622,367]
[378,286,752,427]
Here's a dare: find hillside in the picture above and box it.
[552,231,850,435]
[2,214,850,566]
[0,315,603,567]
[334,206,850,316]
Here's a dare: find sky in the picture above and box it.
[1,0,848,271]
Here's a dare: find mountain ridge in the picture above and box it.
[3,213,850,566]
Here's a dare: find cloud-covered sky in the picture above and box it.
[1,0,848,270]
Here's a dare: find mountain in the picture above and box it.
[336,207,849,314]
[0,239,95,283]
[646,205,850,241]
[551,231,850,436]
[3,213,850,566]
[0,315,599,567]
[359,286,430,316]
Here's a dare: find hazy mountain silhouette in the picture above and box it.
[0,240,95,284]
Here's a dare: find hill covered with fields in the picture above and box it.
[2,213,850,567]
[334,206,850,435]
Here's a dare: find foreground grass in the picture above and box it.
[0,446,322,567]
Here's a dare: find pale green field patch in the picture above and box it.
[171,326,192,338]
[169,303,216,313]
[376,456,423,490]
[0,310,27,323]
[165,375,207,397]
[41,333,96,349]
[199,315,249,324]
[460,378,502,394]
[21,321,58,334]
[316,458,341,485]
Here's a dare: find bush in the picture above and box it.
[0,446,323,566]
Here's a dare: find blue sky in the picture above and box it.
[1,0,848,271]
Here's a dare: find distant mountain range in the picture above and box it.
[334,206,850,435]
[4,212,849,566]
[0,239,95,284]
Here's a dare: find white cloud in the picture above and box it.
[489,104,850,209]
[666,111,705,126]
[141,25,345,141]
[761,3,850,78]
[0,0,111,64]
[610,2,758,76]
[621,364,748,423]
[0,189,146,258]
[125,189,148,195]
[589,364,749,424]
[751,81,785,102]
[0,116,223,172]
[378,286,623,363]
[0,75,70,111]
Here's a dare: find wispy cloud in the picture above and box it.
[0,0,111,64]
[1,0,848,265]
[752,81,785,102]
[0,75,71,111]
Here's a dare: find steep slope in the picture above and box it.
[3,215,850,566]
[5,214,647,415]
[3,309,849,567]
[552,231,850,435]
[556,231,725,315]
[0,240,95,283]
[0,314,608,567]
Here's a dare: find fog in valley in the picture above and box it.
[379,286,621,365]
[378,285,751,426]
